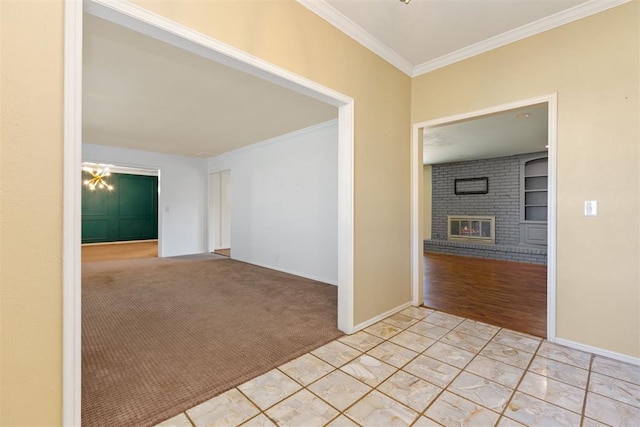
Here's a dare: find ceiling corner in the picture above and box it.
[412,0,632,77]
[296,0,415,76]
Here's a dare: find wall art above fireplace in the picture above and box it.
[454,177,489,195]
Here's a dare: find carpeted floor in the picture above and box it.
[82,255,342,427]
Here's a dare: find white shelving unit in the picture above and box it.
[520,154,548,246]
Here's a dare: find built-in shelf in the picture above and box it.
[520,154,548,246]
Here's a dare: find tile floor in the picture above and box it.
[156,307,640,426]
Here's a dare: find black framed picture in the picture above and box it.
[454,177,489,195]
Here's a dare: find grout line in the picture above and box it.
[169,308,638,426]
[419,323,506,422]
[580,353,595,424]
[184,410,196,427]
[497,336,544,425]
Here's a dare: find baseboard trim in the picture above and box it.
[233,258,338,286]
[351,301,414,334]
[553,337,640,366]
[82,239,158,246]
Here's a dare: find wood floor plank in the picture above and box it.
[423,252,547,338]
[82,241,158,262]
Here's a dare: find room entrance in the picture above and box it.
[81,164,160,262]
[411,94,557,339]
[63,1,356,424]
[209,170,231,256]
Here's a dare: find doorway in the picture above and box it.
[63,1,355,424]
[81,163,160,262]
[209,170,231,256]
[411,94,557,340]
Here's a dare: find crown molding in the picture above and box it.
[296,0,414,76]
[297,0,630,78]
[413,0,631,76]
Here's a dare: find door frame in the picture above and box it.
[63,0,355,424]
[208,169,231,252]
[410,93,558,340]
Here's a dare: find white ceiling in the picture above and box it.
[299,0,626,76]
[83,1,623,164]
[423,103,548,164]
[82,14,338,158]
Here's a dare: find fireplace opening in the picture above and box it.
[448,215,495,244]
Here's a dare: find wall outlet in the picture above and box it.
[584,200,598,216]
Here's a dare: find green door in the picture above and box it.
[82,172,158,243]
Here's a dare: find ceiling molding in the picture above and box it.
[298,0,630,78]
[211,119,339,161]
[296,0,414,75]
[82,162,159,176]
[412,0,631,76]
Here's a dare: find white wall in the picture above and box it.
[208,120,338,285]
[83,143,208,257]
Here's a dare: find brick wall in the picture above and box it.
[427,154,546,264]
[431,155,521,245]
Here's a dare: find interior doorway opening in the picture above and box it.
[411,94,557,340]
[81,163,161,262]
[209,170,231,256]
[64,1,355,424]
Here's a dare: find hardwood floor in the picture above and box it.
[82,241,158,262]
[214,248,231,257]
[423,252,547,338]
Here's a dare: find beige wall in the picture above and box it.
[412,2,640,357]
[0,1,411,424]
[1,1,65,425]
[2,0,638,424]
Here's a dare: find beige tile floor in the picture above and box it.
[156,307,640,427]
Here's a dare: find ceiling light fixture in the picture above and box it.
[82,164,114,191]
[399,0,411,4]
[516,112,532,119]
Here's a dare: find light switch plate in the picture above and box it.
[584,200,598,216]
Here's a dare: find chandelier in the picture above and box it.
[82,164,114,191]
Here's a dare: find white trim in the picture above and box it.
[295,0,414,75]
[337,102,355,334]
[81,239,158,246]
[296,0,630,78]
[233,259,338,287]
[413,0,630,76]
[85,0,351,107]
[554,338,640,367]
[210,119,338,160]
[410,94,558,341]
[207,169,231,252]
[411,125,422,306]
[65,0,356,420]
[63,1,83,425]
[546,94,558,342]
[352,301,413,333]
[82,162,159,176]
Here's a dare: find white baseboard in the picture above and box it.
[81,239,158,246]
[553,337,640,366]
[232,258,338,286]
[351,301,414,334]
